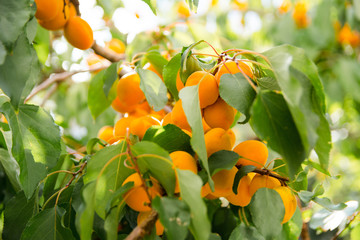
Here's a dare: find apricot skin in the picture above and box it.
[35,0,62,21]
[64,16,94,50]
[38,2,76,30]
[203,98,235,130]
[170,151,197,193]
[233,140,268,168]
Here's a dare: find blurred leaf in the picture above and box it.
[177,169,211,240]
[163,53,181,100]
[143,124,193,154]
[97,0,123,16]
[86,138,102,155]
[212,207,237,240]
[179,86,213,189]
[219,73,256,123]
[0,0,31,45]
[229,223,265,240]
[233,165,256,194]
[186,0,199,11]
[279,207,302,240]
[142,0,157,15]
[25,17,37,43]
[33,25,49,65]
[250,90,305,177]
[0,41,5,65]
[298,184,324,203]
[131,141,176,196]
[88,66,117,119]
[313,197,347,211]
[145,50,168,76]
[249,188,284,239]
[355,0,360,20]
[0,34,40,108]
[180,41,203,83]
[136,68,167,111]
[208,150,239,176]
[3,191,36,240]
[152,196,191,240]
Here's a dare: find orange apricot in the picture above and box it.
[226,129,236,148]
[226,174,252,207]
[185,71,219,108]
[292,1,310,29]
[203,98,235,130]
[233,140,268,168]
[137,211,164,235]
[215,61,253,86]
[122,173,162,212]
[171,100,191,131]
[97,126,117,144]
[202,118,211,133]
[170,151,198,193]
[130,115,160,139]
[248,174,281,196]
[64,16,94,50]
[38,1,76,30]
[274,186,297,224]
[204,128,233,157]
[106,39,126,54]
[116,72,146,107]
[182,129,192,137]
[162,112,173,126]
[35,0,62,21]
[111,97,138,114]
[202,166,238,198]
[114,117,135,139]
[176,72,185,92]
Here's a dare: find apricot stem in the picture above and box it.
[69,0,80,16]
[125,210,159,240]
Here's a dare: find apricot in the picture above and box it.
[122,173,162,212]
[176,72,185,92]
[171,100,191,131]
[215,61,253,86]
[35,0,62,21]
[248,174,281,196]
[117,73,146,107]
[130,115,160,139]
[185,71,219,108]
[106,39,126,54]
[202,118,211,133]
[274,186,297,224]
[38,2,76,30]
[233,140,268,168]
[203,98,235,130]
[202,166,238,198]
[137,211,164,235]
[97,126,117,144]
[182,129,192,137]
[162,112,173,126]
[177,1,191,18]
[226,129,236,148]
[64,16,94,50]
[226,174,252,207]
[114,117,135,139]
[204,128,233,157]
[111,97,138,114]
[170,151,198,193]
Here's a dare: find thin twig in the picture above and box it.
[301,222,310,240]
[125,210,159,240]
[236,165,289,182]
[92,41,126,63]
[40,83,58,107]
[69,0,81,16]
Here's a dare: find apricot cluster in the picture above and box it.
[34,0,93,50]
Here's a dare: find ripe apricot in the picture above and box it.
[226,129,236,148]
[203,98,235,130]
[226,174,252,207]
[171,100,191,131]
[176,72,185,92]
[185,71,219,109]
[170,151,198,193]
[106,39,126,54]
[233,140,268,168]
[177,1,191,18]
[35,0,62,21]
[204,128,233,157]
[111,97,138,114]
[292,1,310,29]
[202,166,238,198]
[274,186,297,224]
[64,16,94,50]
[38,2,76,30]
[130,115,160,139]
[117,73,146,107]
[122,173,162,212]
[97,126,117,144]
[248,174,281,196]
[202,118,211,133]
[162,112,173,126]
[137,211,164,235]
[215,61,253,86]
[114,116,135,139]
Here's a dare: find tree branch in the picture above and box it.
[92,41,126,63]
[69,0,81,16]
[125,210,159,240]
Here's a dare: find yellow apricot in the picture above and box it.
[202,118,212,134]
[203,98,235,130]
[117,73,146,107]
[274,186,297,224]
[185,71,219,109]
[137,211,164,235]
[114,117,135,139]
[106,39,126,54]
[226,174,252,207]
[35,0,62,21]
[97,126,118,144]
[171,100,191,131]
[248,174,281,196]
[64,16,94,50]
[170,151,198,193]
[215,61,253,86]
[205,128,233,157]
[177,1,191,18]
[129,101,152,118]
[38,2,76,30]
[202,166,238,198]
[122,173,162,212]
[130,115,160,139]
[292,1,310,29]
[111,97,138,114]
[233,140,268,168]
[162,112,173,126]
[226,129,236,148]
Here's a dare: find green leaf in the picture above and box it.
[152,197,191,240]
[0,147,20,191]
[104,200,126,240]
[141,0,157,15]
[3,191,36,240]
[88,66,117,119]
[355,0,360,20]
[179,86,213,189]
[177,169,211,240]
[76,182,96,240]
[142,124,193,154]
[26,17,38,43]
[131,141,176,196]
[298,184,324,203]
[229,223,265,240]
[163,53,181,100]
[212,207,238,240]
[278,207,302,240]
[186,0,199,11]
[313,197,347,211]
[249,188,284,239]
[219,73,256,123]
[21,207,75,240]
[33,25,50,65]
[136,68,168,111]
[257,77,281,91]
[83,142,132,218]
[0,41,5,65]
[0,0,31,45]
[180,41,204,83]
[208,150,239,176]
[145,50,168,76]
[232,165,256,194]
[250,90,305,176]
[0,34,40,108]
